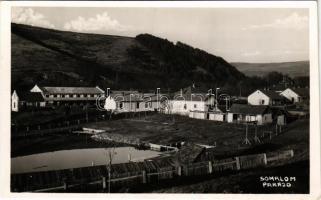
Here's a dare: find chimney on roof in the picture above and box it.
[180,89,183,96]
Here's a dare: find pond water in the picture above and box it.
[11,147,161,174]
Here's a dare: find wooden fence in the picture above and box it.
[11,149,294,192]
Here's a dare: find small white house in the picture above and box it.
[164,86,213,116]
[106,92,160,113]
[280,88,309,103]
[188,106,227,121]
[227,104,272,125]
[167,99,207,116]
[11,90,19,112]
[11,90,46,112]
[248,90,285,106]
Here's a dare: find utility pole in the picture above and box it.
[253,123,261,143]
[105,147,115,193]
[108,151,111,193]
[208,89,213,109]
[215,88,220,110]
[243,122,251,145]
[156,88,160,111]
[85,104,88,122]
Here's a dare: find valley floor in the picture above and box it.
[11,113,309,193]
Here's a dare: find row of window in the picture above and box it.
[116,102,199,110]
[183,104,197,110]
[116,102,153,109]
[45,94,99,98]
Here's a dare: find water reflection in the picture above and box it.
[11,147,161,174]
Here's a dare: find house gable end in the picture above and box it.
[30,84,43,93]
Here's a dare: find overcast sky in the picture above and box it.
[11,7,309,63]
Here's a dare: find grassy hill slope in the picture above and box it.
[11,23,245,92]
[232,61,309,78]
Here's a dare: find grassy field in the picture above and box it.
[87,114,257,145]
[86,114,309,159]
[12,113,308,161]
[11,113,309,193]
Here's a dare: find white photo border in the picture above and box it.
[0,1,319,200]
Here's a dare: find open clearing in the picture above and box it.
[87,113,309,159]
[11,113,309,193]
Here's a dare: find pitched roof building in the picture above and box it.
[280,88,309,103]
[29,84,105,105]
[227,104,272,125]
[248,89,286,106]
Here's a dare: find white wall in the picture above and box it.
[11,91,19,112]
[189,111,206,119]
[117,101,159,112]
[168,100,206,116]
[227,113,272,125]
[209,113,224,121]
[227,113,234,123]
[280,88,300,103]
[248,90,270,105]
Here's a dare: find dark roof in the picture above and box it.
[111,90,140,96]
[175,86,209,95]
[271,107,289,117]
[229,104,270,115]
[217,105,228,113]
[291,88,309,97]
[174,143,205,164]
[261,90,284,100]
[41,86,104,94]
[19,92,44,102]
[119,94,142,102]
[142,95,159,102]
[173,86,211,101]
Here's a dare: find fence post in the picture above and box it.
[63,181,68,191]
[290,150,294,157]
[177,166,182,176]
[142,170,146,184]
[208,161,213,174]
[263,153,267,165]
[235,157,241,170]
[184,165,188,176]
[26,126,29,137]
[102,176,106,189]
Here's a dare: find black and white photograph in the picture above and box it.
[0,1,320,198]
